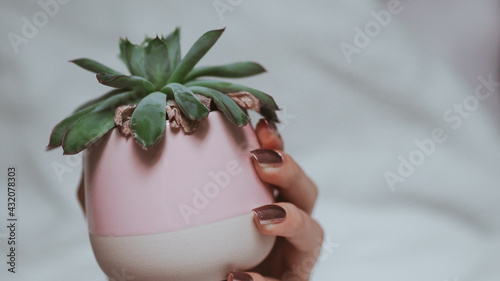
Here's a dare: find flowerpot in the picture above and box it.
[83,111,276,281]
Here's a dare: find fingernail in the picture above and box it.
[250,149,283,167]
[229,272,253,281]
[253,204,286,225]
[258,118,280,136]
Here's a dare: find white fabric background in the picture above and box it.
[1,0,499,280]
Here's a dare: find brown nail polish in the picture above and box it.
[250,149,283,167]
[258,118,280,136]
[253,204,286,225]
[229,272,253,281]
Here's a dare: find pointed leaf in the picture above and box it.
[71,58,123,76]
[168,28,225,83]
[96,73,155,92]
[73,88,129,113]
[260,107,279,123]
[130,92,167,149]
[118,38,127,65]
[185,79,279,121]
[121,39,147,77]
[145,37,170,88]
[47,104,100,149]
[62,110,116,155]
[141,35,154,46]
[189,86,249,126]
[184,62,266,82]
[162,28,181,70]
[162,83,209,120]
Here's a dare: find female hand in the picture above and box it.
[228,119,323,281]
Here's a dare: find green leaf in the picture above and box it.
[71,58,123,76]
[185,79,279,121]
[93,91,142,111]
[189,86,250,126]
[121,39,147,77]
[141,35,154,46]
[162,83,209,120]
[130,92,167,149]
[96,73,155,92]
[72,88,129,113]
[118,38,128,65]
[145,37,170,88]
[54,91,141,153]
[184,62,266,82]
[47,104,100,149]
[62,110,116,155]
[168,28,225,83]
[260,107,279,123]
[162,28,181,70]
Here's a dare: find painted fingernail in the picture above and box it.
[229,272,253,281]
[250,149,283,167]
[258,118,280,137]
[253,204,286,225]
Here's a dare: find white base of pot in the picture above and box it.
[89,212,275,281]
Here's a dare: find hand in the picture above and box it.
[228,119,323,281]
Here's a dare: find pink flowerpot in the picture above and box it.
[83,111,275,281]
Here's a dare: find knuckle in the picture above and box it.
[277,155,300,189]
[283,203,306,235]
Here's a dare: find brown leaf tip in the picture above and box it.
[227,91,261,112]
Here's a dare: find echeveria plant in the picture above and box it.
[47,28,279,154]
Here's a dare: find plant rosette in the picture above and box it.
[47,28,280,281]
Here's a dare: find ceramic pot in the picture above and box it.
[83,111,275,281]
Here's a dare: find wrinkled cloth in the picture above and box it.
[1,1,500,281]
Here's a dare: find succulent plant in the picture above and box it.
[47,28,279,155]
